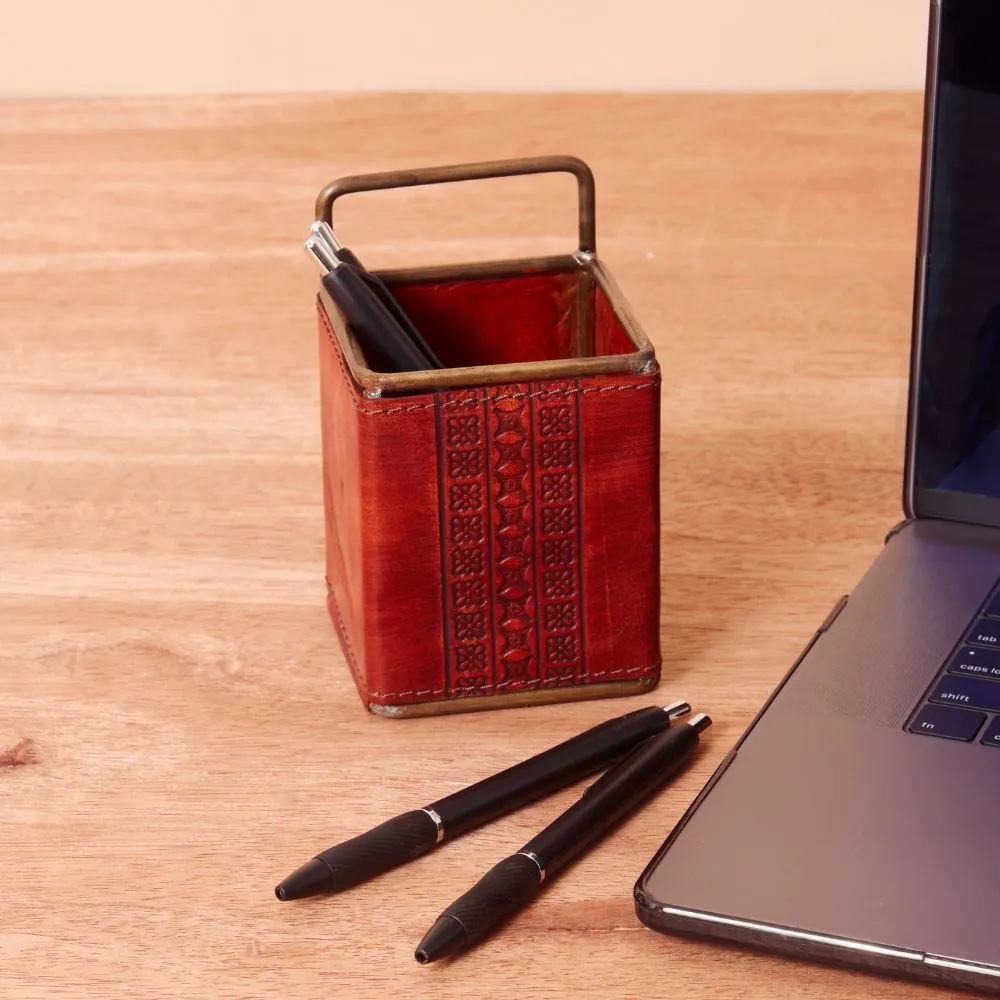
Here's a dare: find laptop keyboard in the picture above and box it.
[908,591,1000,747]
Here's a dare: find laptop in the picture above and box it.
[634,0,1000,993]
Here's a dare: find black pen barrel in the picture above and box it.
[336,248,444,369]
[321,267,431,372]
[430,704,683,839]
[332,247,364,270]
[415,854,542,962]
[275,809,440,899]
[521,718,706,879]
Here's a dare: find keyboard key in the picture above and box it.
[948,645,1000,679]
[984,592,1000,619]
[931,675,1000,713]
[909,704,986,742]
[981,717,1000,748]
[967,618,1000,648]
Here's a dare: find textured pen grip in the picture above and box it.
[316,810,438,891]
[444,854,542,945]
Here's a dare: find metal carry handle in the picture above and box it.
[314,154,597,255]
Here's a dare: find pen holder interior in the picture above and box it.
[315,157,663,717]
[381,267,637,370]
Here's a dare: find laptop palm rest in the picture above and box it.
[636,517,1000,982]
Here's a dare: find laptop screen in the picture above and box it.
[914,0,1000,518]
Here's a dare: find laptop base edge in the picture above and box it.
[633,894,1000,997]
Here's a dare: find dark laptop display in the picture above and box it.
[916,0,1000,505]
[907,0,1000,747]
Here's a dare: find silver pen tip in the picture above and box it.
[303,235,338,274]
[663,700,691,720]
[689,712,712,734]
[310,219,344,252]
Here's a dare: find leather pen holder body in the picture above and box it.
[315,158,662,716]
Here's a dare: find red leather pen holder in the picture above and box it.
[315,156,661,716]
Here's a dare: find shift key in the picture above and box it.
[930,674,1000,712]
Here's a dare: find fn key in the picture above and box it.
[909,704,986,742]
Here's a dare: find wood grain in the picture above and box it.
[0,93,960,999]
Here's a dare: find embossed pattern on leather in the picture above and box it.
[436,381,587,697]
[489,389,537,689]
[534,384,585,684]
[437,390,494,693]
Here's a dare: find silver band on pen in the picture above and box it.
[421,807,445,845]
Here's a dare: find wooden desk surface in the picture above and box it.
[1,93,957,999]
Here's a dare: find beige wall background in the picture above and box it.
[1,0,931,96]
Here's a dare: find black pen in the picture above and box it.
[274,702,691,901]
[309,221,443,370]
[414,712,712,964]
[304,235,432,373]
